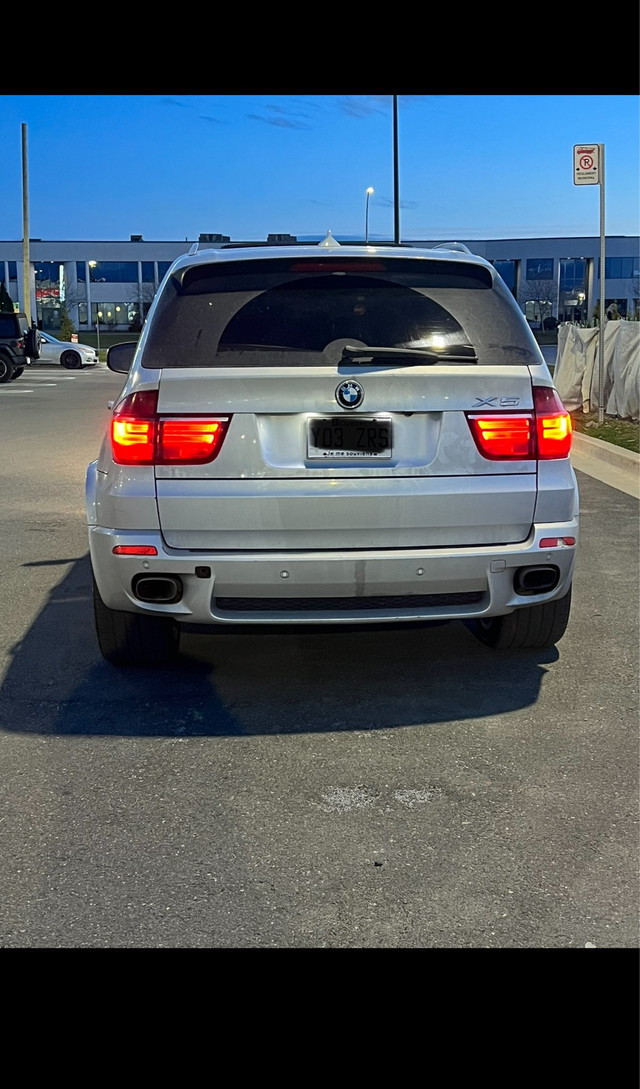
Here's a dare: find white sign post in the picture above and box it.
[574,144,606,422]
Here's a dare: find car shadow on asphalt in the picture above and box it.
[0,553,558,737]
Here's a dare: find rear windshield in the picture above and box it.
[141,256,541,368]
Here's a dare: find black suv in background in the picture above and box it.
[0,312,41,382]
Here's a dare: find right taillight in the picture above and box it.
[467,386,572,461]
[533,386,572,458]
[111,389,231,465]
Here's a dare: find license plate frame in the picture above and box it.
[307,416,393,459]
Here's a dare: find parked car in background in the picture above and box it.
[37,331,99,369]
[87,238,579,667]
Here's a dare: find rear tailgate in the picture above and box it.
[154,364,538,550]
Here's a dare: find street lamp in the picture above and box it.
[96,310,102,353]
[365,187,374,243]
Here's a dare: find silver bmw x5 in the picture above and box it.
[86,239,579,666]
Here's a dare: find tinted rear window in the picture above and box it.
[0,315,19,338]
[141,256,540,368]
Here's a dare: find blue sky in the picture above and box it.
[0,94,638,243]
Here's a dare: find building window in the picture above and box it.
[89,302,133,327]
[492,260,517,293]
[8,262,17,281]
[89,261,139,283]
[158,262,172,281]
[558,258,587,323]
[141,262,155,283]
[526,258,554,280]
[78,302,88,324]
[598,256,639,279]
[35,261,63,282]
[76,262,86,282]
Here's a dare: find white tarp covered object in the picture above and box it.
[553,320,640,420]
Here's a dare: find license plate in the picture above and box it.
[307,416,392,459]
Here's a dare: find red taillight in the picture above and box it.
[111,390,230,465]
[467,414,533,459]
[159,419,227,464]
[467,387,572,461]
[533,386,572,458]
[112,390,158,464]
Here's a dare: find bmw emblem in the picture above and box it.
[336,380,364,410]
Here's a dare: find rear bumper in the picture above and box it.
[88,521,578,626]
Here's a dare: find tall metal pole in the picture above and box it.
[598,143,606,425]
[393,95,400,243]
[21,123,31,325]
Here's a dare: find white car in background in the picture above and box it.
[35,331,99,369]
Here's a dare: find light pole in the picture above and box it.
[365,187,374,243]
[393,95,400,243]
[96,311,102,353]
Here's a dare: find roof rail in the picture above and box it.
[432,241,474,254]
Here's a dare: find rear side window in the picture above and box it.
[0,315,19,338]
[141,256,540,368]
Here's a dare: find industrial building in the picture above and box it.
[1,232,638,334]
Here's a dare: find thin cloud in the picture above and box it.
[335,94,433,117]
[377,197,419,210]
[336,96,388,118]
[246,112,311,130]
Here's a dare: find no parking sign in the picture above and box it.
[574,144,600,185]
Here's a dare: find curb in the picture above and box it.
[570,430,639,499]
[571,429,640,471]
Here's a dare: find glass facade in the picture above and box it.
[558,258,587,324]
[91,302,139,327]
[492,260,517,294]
[598,256,640,278]
[87,261,139,283]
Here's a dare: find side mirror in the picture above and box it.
[107,342,137,373]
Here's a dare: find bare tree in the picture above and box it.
[128,281,159,331]
[519,278,556,326]
[630,277,640,320]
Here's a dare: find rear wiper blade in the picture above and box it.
[340,344,477,364]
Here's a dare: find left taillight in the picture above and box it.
[467,386,572,461]
[111,389,231,465]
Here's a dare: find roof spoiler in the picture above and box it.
[432,241,474,254]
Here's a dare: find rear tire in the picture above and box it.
[0,354,14,383]
[472,585,572,650]
[92,575,180,666]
